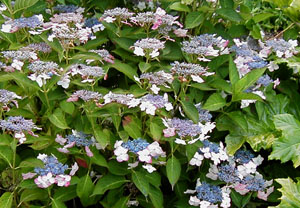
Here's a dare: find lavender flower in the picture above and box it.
[22,154,78,188]
[27,61,61,87]
[114,139,165,172]
[139,94,173,115]
[195,103,212,122]
[0,89,22,111]
[266,39,298,58]
[88,49,115,64]
[1,50,38,61]
[167,118,201,138]
[101,7,134,24]
[84,17,105,33]
[140,71,173,94]
[170,61,214,83]
[56,130,100,157]
[0,116,41,143]
[68,64,105,83]
[21,42,52,53]
[182,34,229,61]
[234,149,255,164]
[132,38,165,58]
[130,11,155,26]
[187,181,231,208]
[103,92,140,108]
[67,90,102,103]
[1,15,43,33]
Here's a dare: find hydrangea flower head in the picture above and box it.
[114,139,165,172]
[56,130,100,157]
[0,89,22,111]
[0,116,41,144]
[22,154,78,188]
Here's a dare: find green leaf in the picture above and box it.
[112,196,130,208]
[170,2,190,12]
[202,92,226,111]
[185,12,205,29]
[233,68,266,94]
[231,190,251,208]
[166,155,181,190]
[93,174,129,196]
[232,92,264,102]
[90,150,108,167]
[229,55,239,85]
[14,0,38,12]
[225,135,245,155]
[19,189,47,204]
[59,100,74,115]
[270,114,300,167]
[0,146,13,167]
[216,8,244,22]
[76,175,94,206]
[253,12,275,23]
[53,187,77,202]
[145,171,161,189]
[49,108,69,129]
[272,178,300,208]
[0,192,13,208]
[93,127,110,149]
[108,160,131,176]
[138,62,152,73]
[180,100,199,123]
[149,117,164,140]
[247,133,275,152]
[149,185,164,208]
[109,60,138,81]
[39,33,64,61]
[51,199,67,208]
[0,31,16,44]
[122,115,142,139]
[132,170,150,197]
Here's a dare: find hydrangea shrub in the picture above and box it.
[0,0,300,207]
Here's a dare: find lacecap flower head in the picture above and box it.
[22,154,78,188]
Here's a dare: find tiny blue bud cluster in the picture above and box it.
[34,156,68,176]
[196,182,223,204]
[122,138,150,153]
[241,175,266,191]
[170,118,201,137]
[66,132,93,147]
[201,140,220,153]
[85,17,102,28]
[234,149,255,164]
[256,74,273,87]
[218,164,240,183]
[248,56,268,69]
[195,104,213,123]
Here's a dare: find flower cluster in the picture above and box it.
[114,138,165,173]
[53,4,83,13]
[0,89,22,111]
[195,103,213,123]
[170,61,214,83]
[56,130,100,157]
[88,49,115,64]
[0,116,41,143]
[132,38,165,58]
[240,74,279,108]
[182,34,229,62]
[100,7,134,24]
[22,154,78,188]
[230,39,269,77]
[1,15,43,33]
[84,17,105,34]
[190,142,274,201]
[190,140,228,166]
[44,11,92,45]
[265,39,298,58]
[1,50,38,71]
[103,92,140,108]
[27,61,61,87]
[21,42,52,54]
[139,94,173,115]
[139,71,173,94]
[66,64,105,84]
[67,90,102,103]
[187,180,231,208]
[163,117,216,145]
